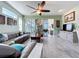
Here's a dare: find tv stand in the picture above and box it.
[59,31,73,43]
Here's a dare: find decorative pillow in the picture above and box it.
[0,34,5,42]
[10,44,25,52]
[2,34,8,41]
[0,34,3,38]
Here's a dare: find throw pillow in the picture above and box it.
[10,44,25,52]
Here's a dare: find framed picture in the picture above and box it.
[7,17,14,25]
[56,20,60,28]
[0,15,5,24]
[64,11,75,22]
[13,20,17,25]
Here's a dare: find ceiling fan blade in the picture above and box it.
[26,5,36,10]
[41,1,45,7]
[41,10,50,12]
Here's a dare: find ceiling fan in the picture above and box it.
[26,1,50,15]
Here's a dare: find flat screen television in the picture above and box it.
[63,23,74,31]
[63,24,66,31]
[66,23,72,31]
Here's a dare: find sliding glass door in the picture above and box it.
[43,20,48,37]
[25,19,36,35]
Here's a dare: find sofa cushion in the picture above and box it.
[10,44,25,52]
[7,33,17,40]
[0,34,3,38]
[2,34,8,41]
[0,34,5,42]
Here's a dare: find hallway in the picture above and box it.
[42,35,79,58]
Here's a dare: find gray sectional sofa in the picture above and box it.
[21,41,36,58]
[0,32,43,58]
[2,32,30,44]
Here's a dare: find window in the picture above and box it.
[43,20,48,37]
[25,19,36,34]
[2,8,17,19]
[7,17,13,25]
[19,17,22,32]
[43,20,48,29]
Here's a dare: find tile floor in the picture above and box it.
[42,34,79,58]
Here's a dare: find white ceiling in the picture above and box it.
[6,1,79,15]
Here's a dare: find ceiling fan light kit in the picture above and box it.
[26,1,50,16]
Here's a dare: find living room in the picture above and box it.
[0,0,79,58]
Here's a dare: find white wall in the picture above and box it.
[0,2,22,33]
[62,5,79,41]
[62,5,79,30]
[0,25,19,33]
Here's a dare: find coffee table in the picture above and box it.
[31,36,41,42]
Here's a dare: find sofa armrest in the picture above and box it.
[15,34,30,44]
[20,41,36,58]
[28,43,43,58]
